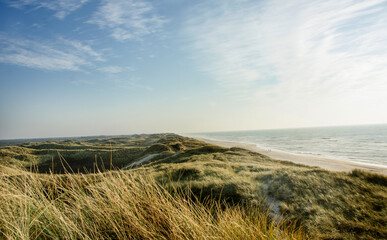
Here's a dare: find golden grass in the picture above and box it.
[0,168,306,240]
[2,135,386,239]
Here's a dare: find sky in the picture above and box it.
[0,0,387,139]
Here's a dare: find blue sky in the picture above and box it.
[1,0,387,139]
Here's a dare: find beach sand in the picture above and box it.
[194,137,387,175]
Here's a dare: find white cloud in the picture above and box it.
[98,66,134,73]
[6,0,89,19]
[184,0,387,126]
[88,0,166,41]
[0,35,103,71]
[59,38,103,61]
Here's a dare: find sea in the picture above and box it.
[187,124,387,168]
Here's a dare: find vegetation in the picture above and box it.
[0,168,305,239]
[1,134,386,239]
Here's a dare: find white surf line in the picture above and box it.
[122,153,159,170]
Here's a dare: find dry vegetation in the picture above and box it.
[1,134,386,239]
[0,169,305,239]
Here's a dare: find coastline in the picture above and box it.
[192,136,387,176]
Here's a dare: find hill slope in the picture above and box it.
[1,134,386,239]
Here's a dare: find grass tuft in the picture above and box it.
[0,168,306,239]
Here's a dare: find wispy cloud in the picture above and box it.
[0,35,103,71]
[184,0,387,124]
[6,0,89,19]
[88,0,166,41]
[98,66,134,73]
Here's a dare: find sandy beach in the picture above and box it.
[194,137,387,175]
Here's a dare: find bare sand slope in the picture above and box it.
[122,154,159,170]
[196,137,387,175]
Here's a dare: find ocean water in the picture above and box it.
[189,124,387,168]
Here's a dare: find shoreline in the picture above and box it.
[191,136,387,176]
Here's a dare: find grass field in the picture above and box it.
[1,134,386,239]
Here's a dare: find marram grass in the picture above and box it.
[1,135,387,239]
[0,168,307,240]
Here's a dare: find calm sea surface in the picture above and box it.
[188,124,387,167]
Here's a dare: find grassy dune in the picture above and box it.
[1,134,386,239]
[0,169,305,239]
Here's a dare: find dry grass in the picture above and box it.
[1,135,386,239]
[146,146,387,239]
[0,168,306,240]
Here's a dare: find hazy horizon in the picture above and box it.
[1,122,387,141]
[1,0,387,139]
